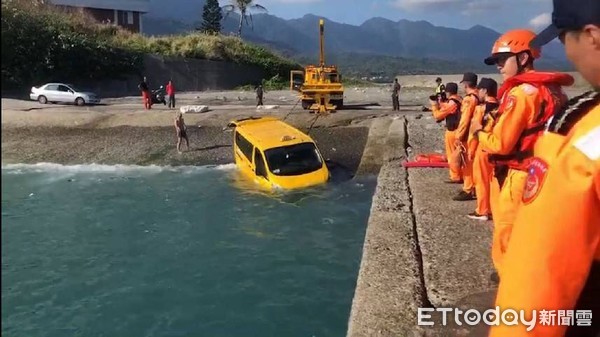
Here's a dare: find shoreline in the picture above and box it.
[1,125,371,179]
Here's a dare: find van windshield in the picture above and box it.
[264,142,323,176]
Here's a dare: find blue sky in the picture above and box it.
[238,0,554,32]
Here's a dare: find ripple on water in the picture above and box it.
[2,164,376,337]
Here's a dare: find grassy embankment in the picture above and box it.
[1,0,302,91]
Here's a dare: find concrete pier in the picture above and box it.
[348,114,497,336]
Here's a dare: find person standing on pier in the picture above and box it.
[392,78,401,111]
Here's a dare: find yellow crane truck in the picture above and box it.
[290,19,344,113]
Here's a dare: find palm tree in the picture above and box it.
[222,0,267,37]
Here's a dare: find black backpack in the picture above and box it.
[445,98,462,131]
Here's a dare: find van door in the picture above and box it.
[253,148,269,185]
[234,131,254,171]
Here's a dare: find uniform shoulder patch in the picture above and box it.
[522,157,549,205]
[519,83,539,96]
[503,95,517,114]
[574,125,600,160]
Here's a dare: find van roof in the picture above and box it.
[232,117,314,150]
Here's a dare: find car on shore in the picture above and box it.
[227,116,330,190]
[30,83,100,106]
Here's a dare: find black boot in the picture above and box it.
[453,190,476,201]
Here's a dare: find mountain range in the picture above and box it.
[143,0,571,76]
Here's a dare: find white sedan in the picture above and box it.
[30,83,100,106]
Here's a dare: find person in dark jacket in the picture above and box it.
[392,78,401,110]
[138,76,151,109]
[256,85,264,106]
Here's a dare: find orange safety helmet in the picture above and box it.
[484,29,541,65]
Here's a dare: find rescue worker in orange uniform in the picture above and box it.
[453,72,480,201]
[471,29,574,277]
[488,0,600,335]
[466,78,499,221]
[430,82,463,183]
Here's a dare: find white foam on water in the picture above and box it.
[1,162,237,175]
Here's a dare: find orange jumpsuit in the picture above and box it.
[477,82,547,275]
[432,94,462,182]
[468,98,498,216]
[488,94,600,337]
[478,71,574,275]
[455,92,479,193]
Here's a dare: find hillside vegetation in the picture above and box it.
[1,0,300,89]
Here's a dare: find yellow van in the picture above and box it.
[228,116,330,190]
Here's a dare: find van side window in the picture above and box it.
[254,149,268,179]
[235,132,253,161]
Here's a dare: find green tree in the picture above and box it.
[199,0,222,34]
[222,0,267,37]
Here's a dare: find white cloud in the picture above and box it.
[390,0,501,13]
[390,0,462,10]
[264,0,322,3]
[461,0,502,15]
[529,12,551,29]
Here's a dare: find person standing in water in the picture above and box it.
[174,112,189,153]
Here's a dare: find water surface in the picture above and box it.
[2,164,375,337]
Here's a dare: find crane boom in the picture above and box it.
[319,19,325,67]
[289,17,344,113]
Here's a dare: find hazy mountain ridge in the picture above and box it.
[143,0,570,76]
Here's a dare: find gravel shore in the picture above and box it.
[1,87,414,175]
[1,125,368,176]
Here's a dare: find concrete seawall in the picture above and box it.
[73,55,267,98]
[348,116,428,337]
[348,114,497,336]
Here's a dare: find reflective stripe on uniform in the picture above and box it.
[574,125,600,160]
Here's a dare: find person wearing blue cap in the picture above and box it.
[488,0,600,336]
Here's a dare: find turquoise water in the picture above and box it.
[1,164,375,337]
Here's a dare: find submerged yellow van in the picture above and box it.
[228,116,330,190]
